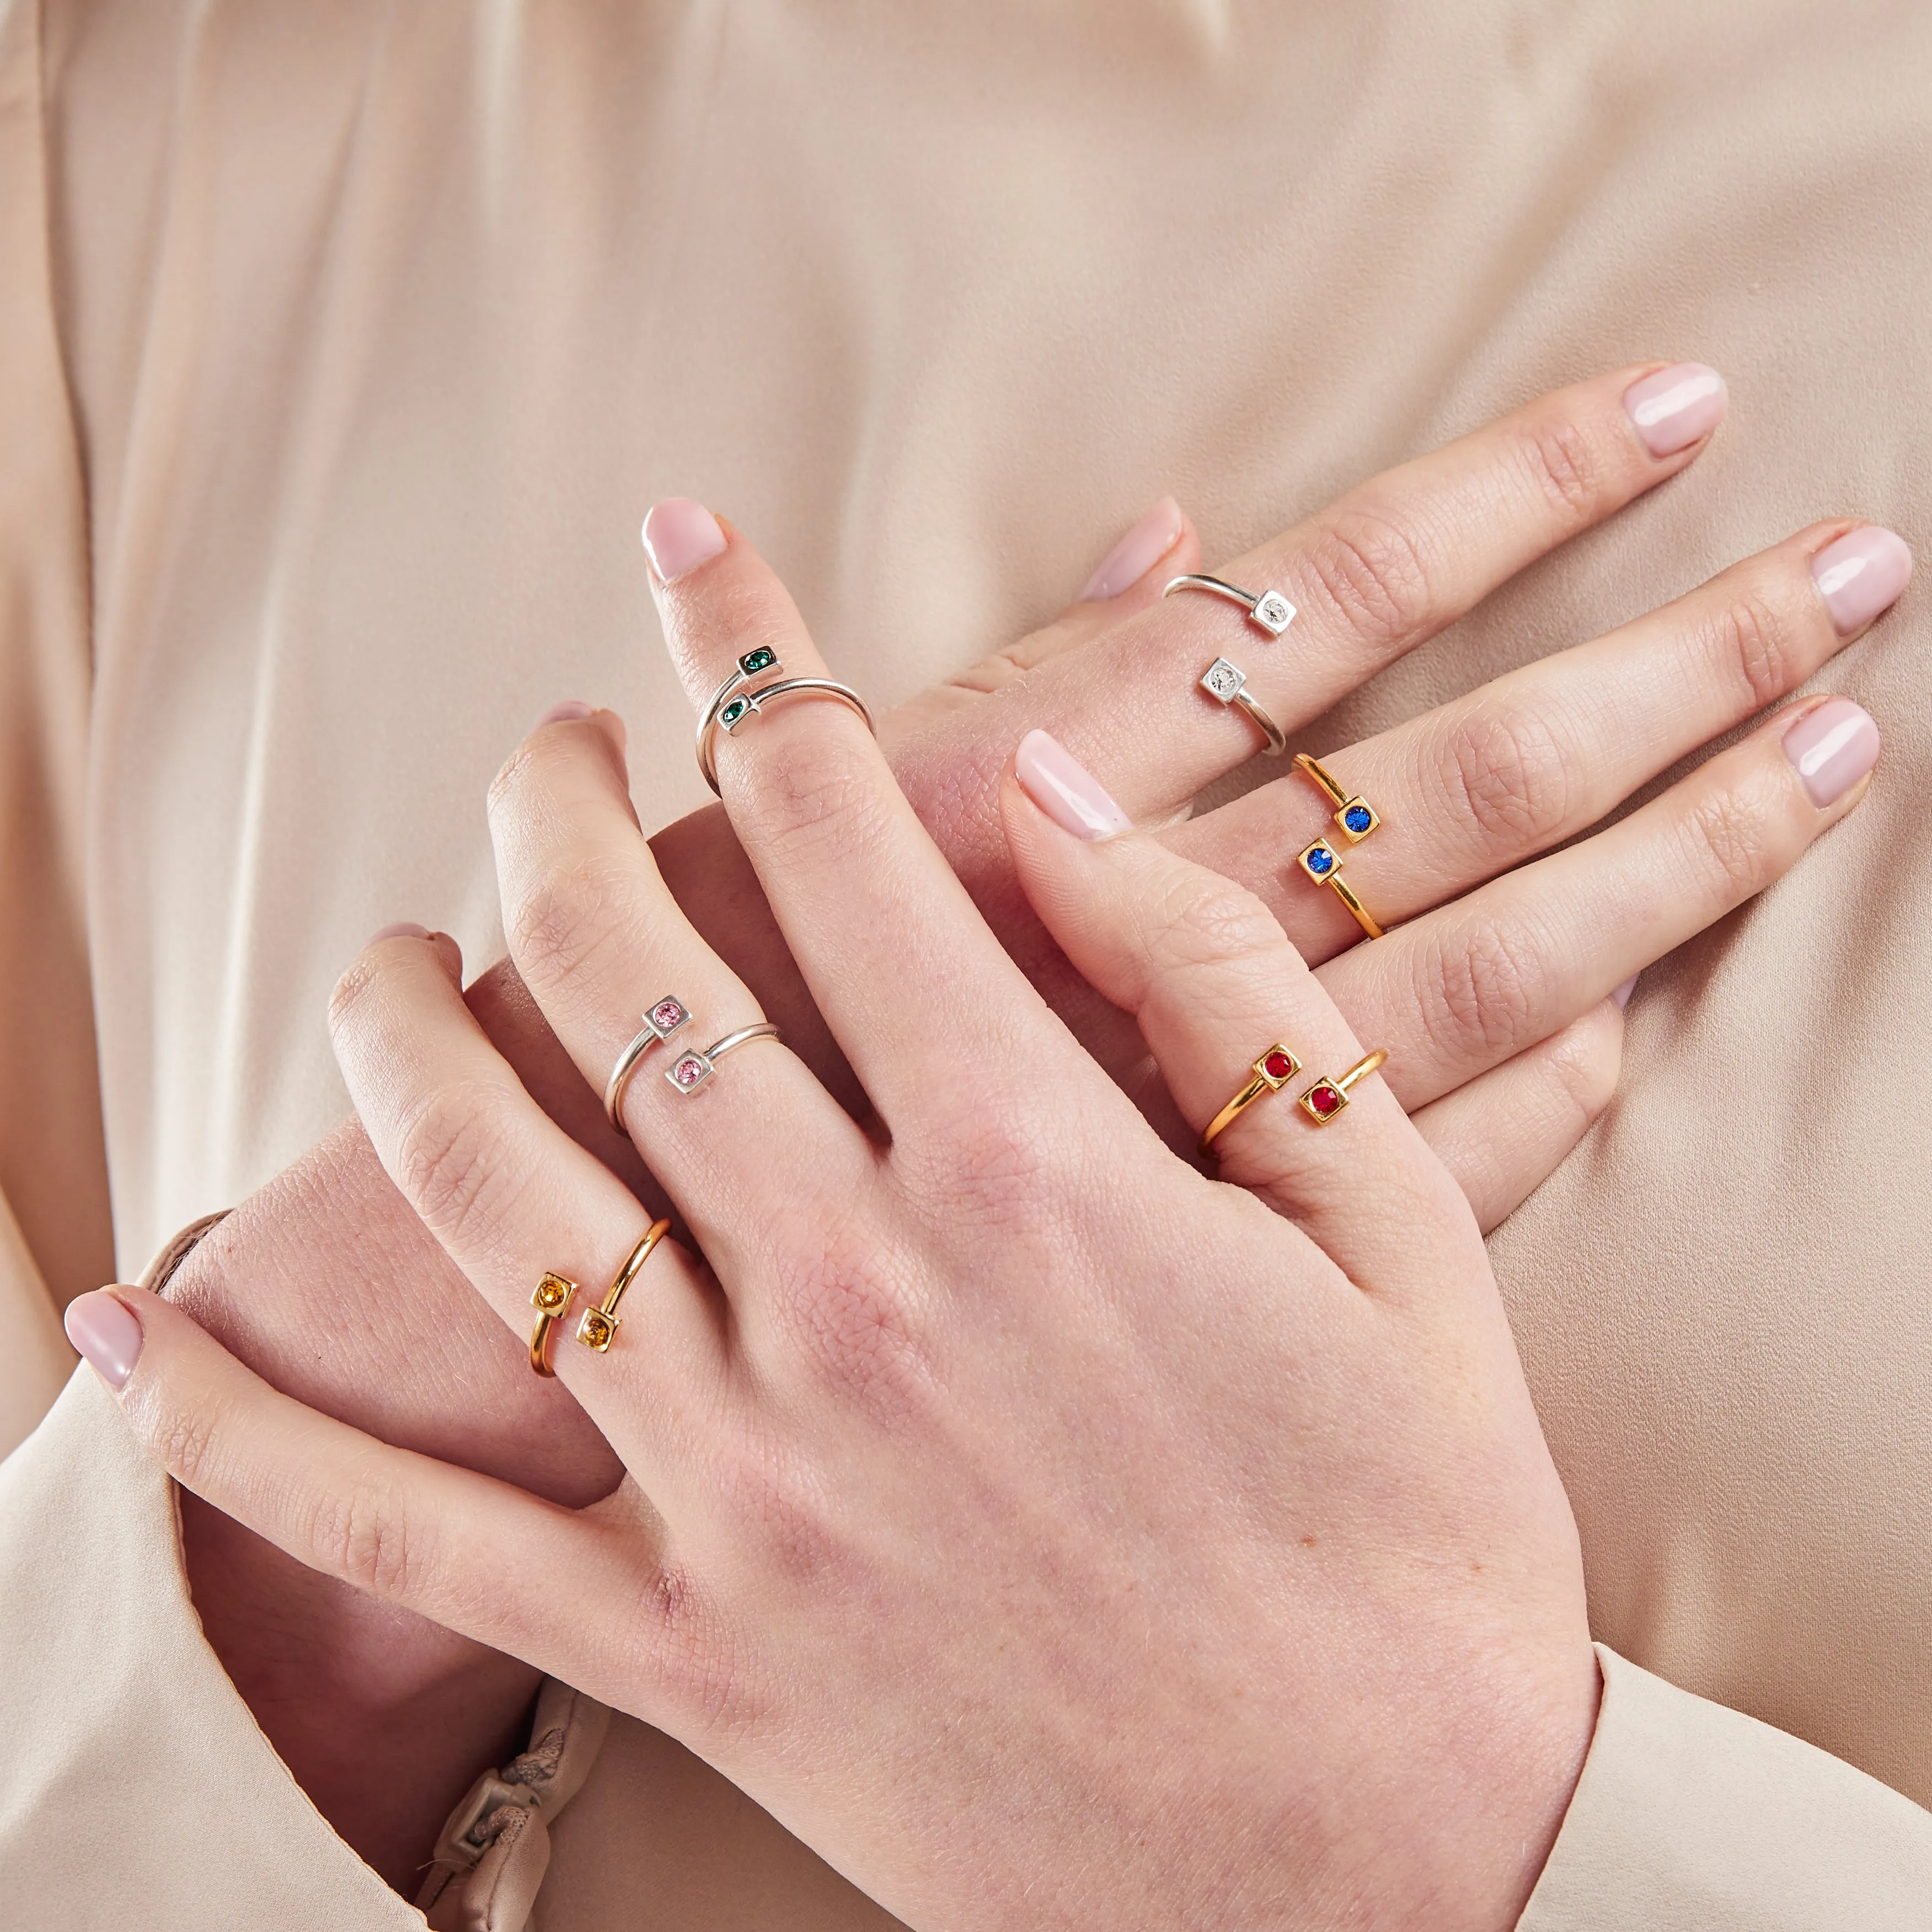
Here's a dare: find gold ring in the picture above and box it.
[528,1271,579,1378]
[1297,1048,1390,1126]
[577,1219,672,1353]
[1293,752,1380,845]
[1325,872,1384,940]
[1199,1042,1304,1157]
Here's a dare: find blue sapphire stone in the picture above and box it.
[1307,847,1335,875]
[1344,805,1372,834]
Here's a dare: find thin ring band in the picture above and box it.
[1163,573,1298,638]
[1327,873,1384,941]
[665,1019,783,1095]
[528,1271,578,1378]
[1197,657,1287,756]
[1293,837,1386,940]
[1198,1042,1304,1157]
[1293,751,1380,845]
[603,995,694,1133]
[577,1218,673,1353]
[1298,1047,1391,1126]
[697,677,875,793]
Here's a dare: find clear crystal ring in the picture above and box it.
[1197,657,1287,756]
[1164,572,1297,638]
[604,994,694,1134]
[665,1020,783,1096]
[696,668,874,793]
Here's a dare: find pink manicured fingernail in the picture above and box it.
[1015,729,1131,839]
[65,1290,143,1391]
[1810,527,1913,636]
[1079,496,1185,602]
[1623,363,1727,457]
[641,499,727,582]
[534,700,594,729]
[1612,973,1639,1010]
[1783,698,1881,806]
[369,922,431,944]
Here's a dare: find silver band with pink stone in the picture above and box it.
[603,994,695,1134]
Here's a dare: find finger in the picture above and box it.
[1410,998,1626,1235]
[1175,521,1910,958]
[644,503,1052,1125]
[878,496,1202,746]
[1000,732,1478,1294]
[327,927,735,1473]
[1000,362,1728,820]
[1323,695,1880,1108]
[489,709,873,1229]
[78,1287,652,1685]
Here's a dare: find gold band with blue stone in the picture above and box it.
[1294,751,1380,845]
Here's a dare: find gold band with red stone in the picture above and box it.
[1198,1042,1305,1157]
[1297,1048,1390,1127]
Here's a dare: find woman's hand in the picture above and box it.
[84,481,1891,1924]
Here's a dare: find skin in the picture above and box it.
[143,366,1892,1891]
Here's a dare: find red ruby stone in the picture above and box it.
[1262,1050,1294,1082]
[1309,1084,1341,1117]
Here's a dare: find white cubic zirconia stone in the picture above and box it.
[1253,591,1295,635]
[1200,657,1245,702]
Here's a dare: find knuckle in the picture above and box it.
[1704,586,1799,711]
[752,735,884,864]
[391,1078,514,1248]
[637,1558,763,1737]
[1678,773,1784,899]
[768,1221,930,1412]
[506,844,638,990]
[1435,703,1572,848]
[1297,507,1436,651]
[1543,1009,1623,1132]
[327,953,384,1039]
[1414,922,1549,1065]
[1138,870,1285,981]
[309,1465,421,1599]
[1512,411,1609,529]
[149,1398,222,1494]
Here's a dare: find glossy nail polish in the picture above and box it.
[1015,730,1131,839]
[534,700,595,729]
[1623,363,1728,457]
[1783,698,1881,806]
[1811,527,1913,636]
[1612,974,1639,1010]
[641,499,727,582]
[65,1290,143,1391]
[368,922,431,944]
[1079,496,1185,602]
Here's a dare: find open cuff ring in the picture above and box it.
[1294,751,1379,844]
[604,994,694,1133]
[665,1020,783,1095]
[1164,573,1297,638]
[696,659,874,793]
[529,1271,579,1378]
[1198,657,1287,756]
[1298,1048,1390,1126]
[577,1218,672,1354]
[1199,1042,1304,1156]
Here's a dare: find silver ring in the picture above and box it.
[1197,657,1286,756]
[604,994,695,1133]
[696,675,875,793]
[665,1021,783,1095]
[1164,573,1296,638]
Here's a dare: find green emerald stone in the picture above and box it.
[720,699,748,725]
[739,647,777,675]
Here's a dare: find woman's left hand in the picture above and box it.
[88,527,1601,1931]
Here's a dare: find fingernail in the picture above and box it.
[368,921,431,944]
[1810,526,1913,636]
[1079,495,1185,602]
[1623,363,1728,457]
[65,1289,143,1391]
[534,700,594,729]
[641,499,727,583]
[1015,729,1131,839]
[1783,697,1881,807]
[1612,973,1639,1010]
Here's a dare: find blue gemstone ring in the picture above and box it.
[1294,751,1380,845]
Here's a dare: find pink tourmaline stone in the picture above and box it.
[673,1058,703,1086]
[653,1000,685,1031]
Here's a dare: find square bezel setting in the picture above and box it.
[1251,590,1296,636]
[1334,796,1379,843]
[646,995,692,1040]
[532,1271,574,1314]
[666,1051,715,1094]
[1253,1044,1302,1089]
[1298,1079,1349,1125]
[1297,838,1341,882]
[1199,657,1246,703]
[737,645,780,679]
[577,1308,618,1352]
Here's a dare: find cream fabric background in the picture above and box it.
[1,0,1929,1923]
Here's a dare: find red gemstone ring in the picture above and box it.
[1297,1047,1391,1127]
[1198,1041,1305,1157]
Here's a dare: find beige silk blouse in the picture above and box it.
[2,1,1930,1924]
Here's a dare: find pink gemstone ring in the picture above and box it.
[603,994,694,1136]
[663,1020,782,1098]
